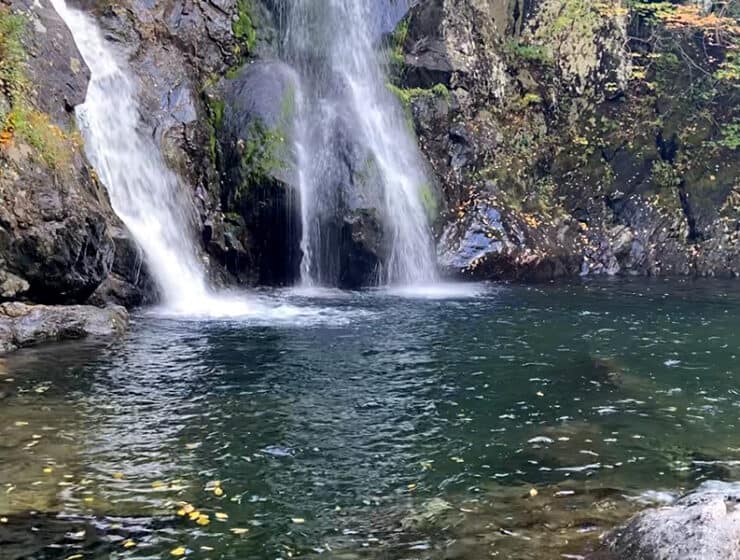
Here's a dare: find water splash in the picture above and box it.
[284,0,438,287]
[49,0,254,317]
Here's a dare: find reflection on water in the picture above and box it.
[1,279,740,559]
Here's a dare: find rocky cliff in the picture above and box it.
[1,0,738,320]
[396,0,739,280]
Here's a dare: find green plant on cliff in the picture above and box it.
[0,9,26,103]
[651,159,682,190]
[718,120,740,150]
[389,17,409,78]
[0,8,78,167]
[232,0,257,58]
[235,121,286,202]
[505,40,553,64]
[387,83,449,109]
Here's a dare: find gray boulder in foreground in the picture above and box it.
[0,302,128,354]
[590,481,740,560]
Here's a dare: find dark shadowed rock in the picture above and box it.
[0,301,128,354]
[589,481,740,560]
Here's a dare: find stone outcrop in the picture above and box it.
[0,301,128,354]
[589,481,740,560]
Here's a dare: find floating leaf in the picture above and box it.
[112,473,124,480]
[215,512,229,520]
[42,467,53,474]
[122,540,136,549]
[230,528,249,535]
[196,514,210,526]
[213,487,224,497]
[170,546,186,557]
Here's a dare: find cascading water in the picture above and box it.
[283,0,439,287]
[49,0,253,316]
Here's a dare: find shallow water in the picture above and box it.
[2,280,740,559]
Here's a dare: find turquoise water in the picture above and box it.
[2,280,739,559]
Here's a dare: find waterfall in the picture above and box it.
[49,0,247,315]
[284,0,438,287]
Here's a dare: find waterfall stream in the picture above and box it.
[49,0,255,316]
[283,0,439,287]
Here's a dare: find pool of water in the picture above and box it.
[2,279,740,559]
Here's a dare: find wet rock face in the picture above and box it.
[0,302,128,354]
[216,61,302,285]
[10,0,90,127]
[590,481,740,560]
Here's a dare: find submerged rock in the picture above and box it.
[0,302,128,354]
[590,481,740,560]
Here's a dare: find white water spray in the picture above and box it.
[50,0,256,316]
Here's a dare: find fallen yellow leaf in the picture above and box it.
[170,546,186,556]
[215,512,229,520]
[230,528,249,535]
[122,539,136,548]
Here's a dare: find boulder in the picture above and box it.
[0,301,128,354]
[437,199,581,281]
[590,481,740,560]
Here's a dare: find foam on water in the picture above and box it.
[383,282,489,300]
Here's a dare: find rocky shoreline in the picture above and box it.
[0,301,127,354]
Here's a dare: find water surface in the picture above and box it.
[2,280,740,559]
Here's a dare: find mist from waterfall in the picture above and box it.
[283,0,439,287]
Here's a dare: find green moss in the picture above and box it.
[717,120,740,151]
[205,97,225,163]
[505,41,552,64]
[651,159,682,190]
[232,0,257,57]
[520,92,543,107]
[389,16,409,76]
[235,121,286,201]
[418,182,439,219]
[387,83,449,109]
